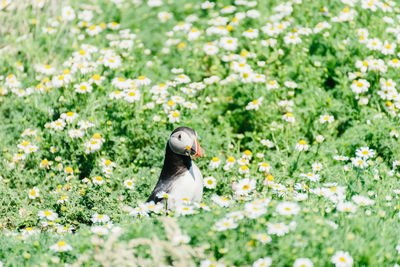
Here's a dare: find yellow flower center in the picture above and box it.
[92,133,102,139]
[21,141,29,146]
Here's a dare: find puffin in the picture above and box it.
[147,126,203,209]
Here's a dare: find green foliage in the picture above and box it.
[0,0,400,266]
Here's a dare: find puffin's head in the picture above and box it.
[168,126,202,157]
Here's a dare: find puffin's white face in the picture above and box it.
[168,130,202,157]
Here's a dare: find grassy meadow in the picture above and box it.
[1,0,400,266]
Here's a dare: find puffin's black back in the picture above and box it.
[146,127,195,203]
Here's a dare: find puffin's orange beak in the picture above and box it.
[194,139,202,157]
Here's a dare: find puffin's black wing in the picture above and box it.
[146,178,174,203]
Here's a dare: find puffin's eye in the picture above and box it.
[178,134,182,140]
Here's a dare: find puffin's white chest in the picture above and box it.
[167,163,203,209]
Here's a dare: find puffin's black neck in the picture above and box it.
[159,143,192,180]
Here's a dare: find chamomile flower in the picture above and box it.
[352,195,374,206]
[267,222,290,236]
[215,218,238,231]
[312,162,323,172]
[242,150,252,159]
[135,76,151,86]
[204,176,217,189]
[61,112,78,123]
[211,195,231,207]
[294,258,314,267]
[319,114,334,124]
[242,28,259,39]
[209,157,221,169]
[200,260,225,267]
[331,251,353,267]
[156,191,169,199]
[124,179,135,189]
[245,202,267,219]
[203,42,219,55]
[100,159,116,169]
[172,234,191,245]
[74,82,93,94]
[350,79,370,94]
[282,112,295,123]
[50,241,72,252]
[296,140,309,151]
[168,110,180,123]
[50,119,66,131]
[223,156,235,171]
[91,225,109,235]
[219,37,238,51]
[336,202,357,213]
[284,33,302,44]
[246,97,264,110]
[351,157,368,168]
[388,58,400,68]
[300,173,321,182]
[255,233,272,244]
[176,205,195,216]
[57,195,69,204]
[38,210,58,221]
[68,129,84,138]
[40,159,53,169]
[13,153,26,162]
[355,147,375,159]
[235,178,256,196]
[276,201,300,216]
[92,176,105,185]
[258,162,271,173]
[316,135,325,143]
[28,187,40,199]
[61,6,75,21]
[91,213,110,224]
[334,155,349,161]
[253,258,272,267]
[238,165,250,175]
